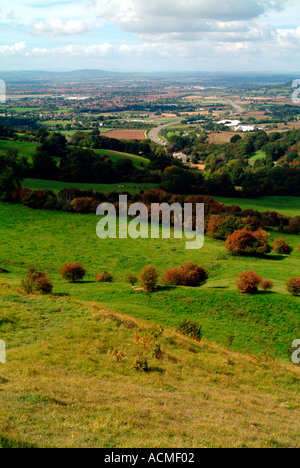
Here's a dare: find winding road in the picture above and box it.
[149,120,181,146]
[223,98,245,115]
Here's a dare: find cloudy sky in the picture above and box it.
[0,0,300,72]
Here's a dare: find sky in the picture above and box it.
[0,0,300,72]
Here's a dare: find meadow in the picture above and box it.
[0,281,299,448]
[0,138,150,169]
[0,202,299,362]
[214,195,300,217]
[22,179,157,194]
[0,140,36,162]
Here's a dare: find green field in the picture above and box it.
[0,140,36,161]
[0,202,299,362]
[214,195,300,217]
[249,150,267,164]
[0,139,150,169]
[93,149,150,168]
[23,179,157,194]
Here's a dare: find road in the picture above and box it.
[223,99,245,115]
[149,121,181,146]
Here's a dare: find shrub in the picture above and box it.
[286,277,300,296]
[206,215,243,240]
[22,267,53,295]
[259,279,274,291]
[177,319,202,342]
[60,262,86,283]
[139,265,158,293]
[125,273,138,286]
[132,353,149,372]
[226,229,271,256]
[162,263,208,288]
[288,216,300,235]
[236,271,262,294]
[71,197,98,214]
[95,271,113,283]
[21,190,52,210]
[273,238,293,255]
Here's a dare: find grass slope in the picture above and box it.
[0,203,299,361]
[214,195,300,217]
[0,140,36,162]
[0,139,150,170]
[0,282,299,448]
[93,149,150,168]
[22,179,157,194]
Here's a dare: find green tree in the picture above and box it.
[0,151,24,199]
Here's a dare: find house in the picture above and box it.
[173,152,188,163]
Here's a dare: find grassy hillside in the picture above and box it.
[0,281,299,448]
[0,139,150,169]
[214,195,300,217]
[0,203,299,361]
[93,149,150,168]
[0,140,36,162]
[22,179,157,194]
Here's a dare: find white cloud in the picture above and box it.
[85,0,291,35]
[31,18,90,36]
[0,42,26,55]
[30,43,112,56]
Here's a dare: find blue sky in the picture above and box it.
[0,0,300,72]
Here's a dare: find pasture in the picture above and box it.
[22,179,157,194]
[0,202,299,361]
[0,280,299,448]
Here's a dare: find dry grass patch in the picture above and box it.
[0,282,299,448]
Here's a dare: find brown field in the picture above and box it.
[104,130,147,140]
[244,111,267,118]
[207,121,300,144]
[208,131,245,144]
[190,164,206,171]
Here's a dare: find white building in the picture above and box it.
[173,152,188,163]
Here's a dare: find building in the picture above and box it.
[173,152,189,163]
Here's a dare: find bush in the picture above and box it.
[125,273,138,286]
[139,265,158,293]
[177,319,202,342]
[162,263,208,287]
[236,272,273,294]
[95,271,113,283]
[288,216,300,235]
[236,271,262,294]
[259,279,274,291]
[71,197,98,214]
[60,262,86,283]
[132,353,149,372]
[273,238,293,255]
[22,267,53,295]
[286,277,300,296]
[226,229,271,256]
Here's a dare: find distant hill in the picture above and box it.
[1,69,299,84]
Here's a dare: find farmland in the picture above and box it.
[1,71,300,449]
[0,138,150,169]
